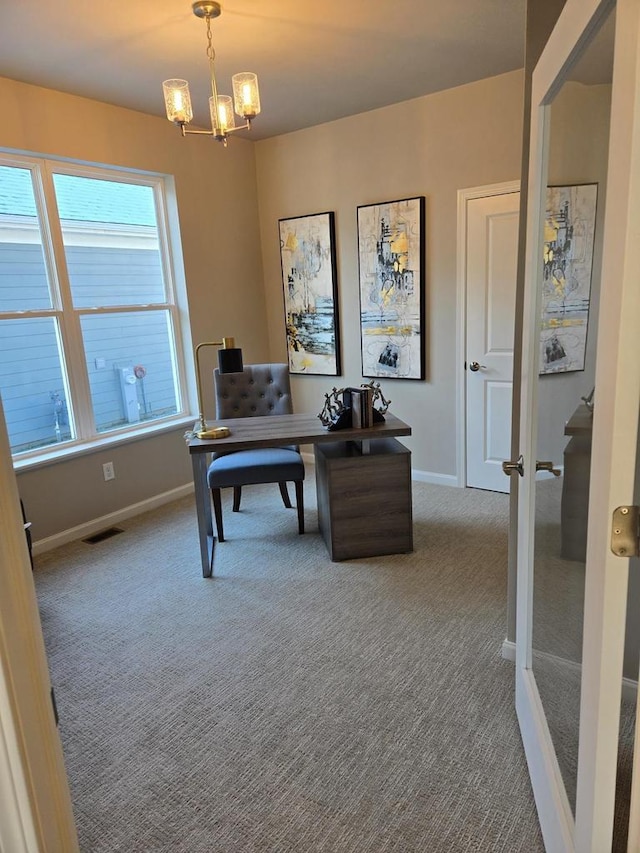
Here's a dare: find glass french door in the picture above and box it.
[515,0,640,849]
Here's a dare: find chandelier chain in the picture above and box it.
[205,14,220,113]
[205,15,216,64]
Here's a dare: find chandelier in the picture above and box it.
[162,1,261,146]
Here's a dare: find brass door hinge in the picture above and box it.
[611,506,640,557]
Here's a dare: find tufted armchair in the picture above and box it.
[207,363,305,541]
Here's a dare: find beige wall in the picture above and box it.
[255,71,524,477]
[0,76,268,541]
[3,70,526,541]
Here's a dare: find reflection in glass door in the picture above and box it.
[532,31,613,813]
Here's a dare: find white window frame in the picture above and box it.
[0,153,194,468]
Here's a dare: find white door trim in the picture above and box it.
[456,180,520,489]
[0,397,79,851]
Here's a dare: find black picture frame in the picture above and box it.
[357,196,425,380]
[278,211,341,376]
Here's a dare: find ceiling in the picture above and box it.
[0,0,526,140]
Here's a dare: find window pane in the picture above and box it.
[0,165,53,311]
[52,174,166,308]
[0,317,74,453]
[80,311,179,433]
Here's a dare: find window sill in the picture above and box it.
[12,415,196,473]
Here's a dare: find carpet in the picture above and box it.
[35,477,544,852]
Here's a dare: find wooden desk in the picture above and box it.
[188,412,412,576]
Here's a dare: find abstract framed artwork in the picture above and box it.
[540,183,598,375]
[278,211,341,375]
[357,196,425,380]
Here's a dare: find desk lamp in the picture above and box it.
[194,337,243,439]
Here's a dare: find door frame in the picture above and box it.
[516,0,640,848]
[456,181,520,489]
[0,396,78,850]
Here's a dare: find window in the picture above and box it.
[0,156,189,458]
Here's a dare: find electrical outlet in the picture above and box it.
[102,462,115,481]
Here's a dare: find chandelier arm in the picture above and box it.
[181,128,216,136]
[183,123,253,144]
[221,121,252,135]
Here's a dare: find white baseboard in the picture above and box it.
[411,469,459,487]
[32,483,194,555]
[502,639,516,661]
[31,460,459,555]
[500,639,638,702]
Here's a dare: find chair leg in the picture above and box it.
[295,480,304,534]
[212,489,225,542]
[233,486,242,512]
[278,481,292,508]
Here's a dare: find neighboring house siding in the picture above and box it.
[0,243,49,310]
[0,243,177,452]
[66,245,164,307]
[0,317,67,448]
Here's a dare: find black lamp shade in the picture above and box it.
[218,347,243,374]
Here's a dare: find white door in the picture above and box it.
[514,0,640,849]
[465,189,520,492]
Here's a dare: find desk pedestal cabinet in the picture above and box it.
[315,438,413,561]
[561,404,593,562]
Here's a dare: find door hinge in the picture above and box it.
[611,506,640,557]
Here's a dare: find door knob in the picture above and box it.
[469,361,486,372]
[536,460,561,477]
[502,455,524,477]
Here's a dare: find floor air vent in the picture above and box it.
[83,527,124,544]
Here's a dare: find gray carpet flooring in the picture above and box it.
[34,477,544,852]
